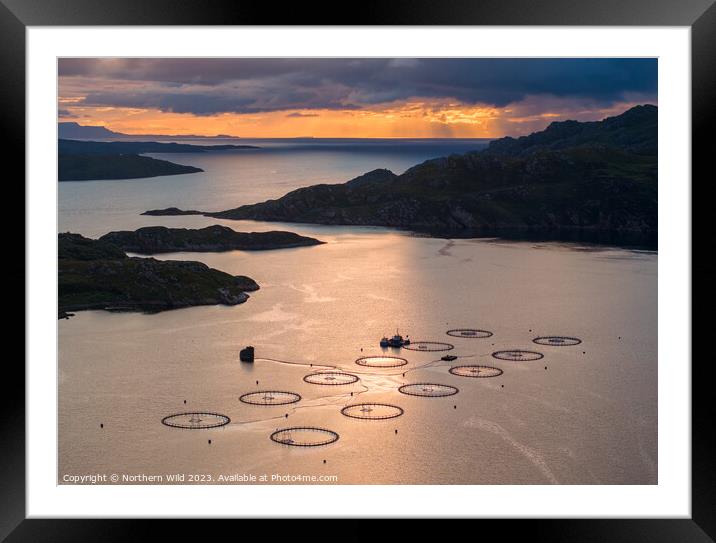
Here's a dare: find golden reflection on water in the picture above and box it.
[59,227,657,485]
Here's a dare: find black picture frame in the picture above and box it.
[5,0,713,539]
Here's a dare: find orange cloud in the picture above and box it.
[58,96,654,139]
[59,100,507,138]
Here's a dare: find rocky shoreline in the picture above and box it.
[58,233,260,318]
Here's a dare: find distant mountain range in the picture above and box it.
[145,105,658,245]
[59,122,122,140]
[58,122,235,141]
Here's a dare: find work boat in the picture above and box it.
[380,331,411,348]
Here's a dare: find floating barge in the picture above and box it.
[380,331,411,348]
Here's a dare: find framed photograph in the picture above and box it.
[7,0,713,537]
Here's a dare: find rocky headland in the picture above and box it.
[99,225,324,254]
[144,105,657,246]
[58,139,259,182]
[58,233,259,317]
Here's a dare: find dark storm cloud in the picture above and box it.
[78,88,358,115]
[59,58,657,115]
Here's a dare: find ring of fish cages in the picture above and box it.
[402,341,455,352]
[446,329,493,339]
[449,365,504,378]
[533,336,582,346]
[269,426,339,447]
[491,350,544,361]
[161,412,231,429]
[398,383,459,397]
[341,403,405,420]
[303,371,360,385]
[355,355,408,368]
[239,390,302,406]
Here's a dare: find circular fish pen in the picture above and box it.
[355,355,408,368]
[161,412,230,429]
[270,426,339,447]
[533,336,582,346]
[398,383,459,397]
[341,403,404,420]
[239,390,301,406]
[402,341,455,352]
[492,350,544,361]
[446,329,493,339]
[449,365,504,378]
[303,371,360,385]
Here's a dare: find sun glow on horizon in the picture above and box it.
[58,98,651,139]
[58,58,657,139]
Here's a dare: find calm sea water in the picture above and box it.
[58,139,657,485]
[59,138,489,237]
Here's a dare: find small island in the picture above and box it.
[99,225,324,254]
[58,233,259,317]
[142,207,204,216]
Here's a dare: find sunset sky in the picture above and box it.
[58,58,657,138]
